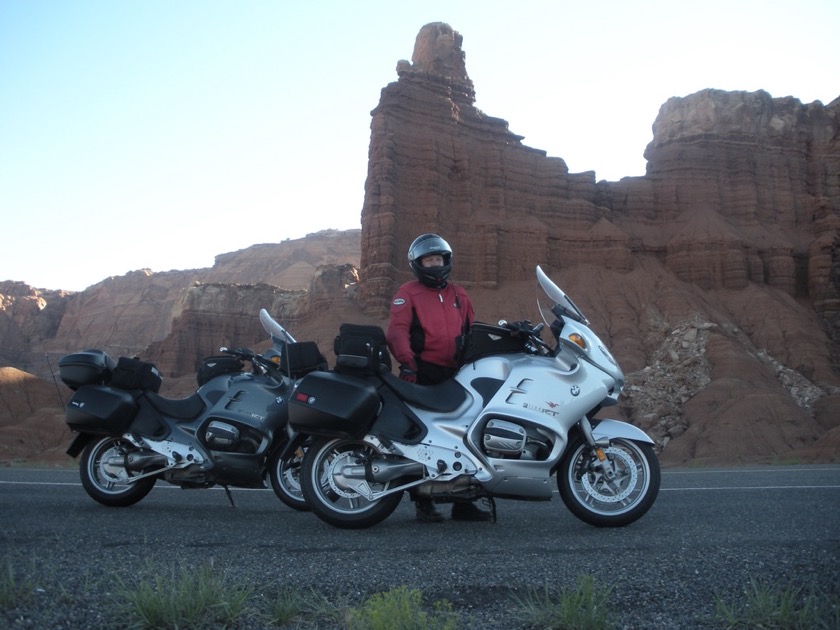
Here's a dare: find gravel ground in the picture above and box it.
[2,466,839,629]
[3,515,838,629]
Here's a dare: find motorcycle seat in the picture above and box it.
[144,391,207,420]
[381,371,468,412]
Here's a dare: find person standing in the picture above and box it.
[386,233,492,523]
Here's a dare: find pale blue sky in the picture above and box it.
[2,0,837,291]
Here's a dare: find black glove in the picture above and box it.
[399,363,417,383]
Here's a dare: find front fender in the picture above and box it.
[592,419,654,445]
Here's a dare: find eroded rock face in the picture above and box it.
[143,282,310,377]
[357,23,839,465]
[0,367,68,464]
[203,229,360,290]
[1,231,359,377]
[636,90,840,304]
[359,28,839,321]
[1,24,838,467]
[0,282,68,363]
[400,22,472,93]
[44,269,203,358]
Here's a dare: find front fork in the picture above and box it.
[577,416,618,481]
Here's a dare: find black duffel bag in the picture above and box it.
[111,356,163,392]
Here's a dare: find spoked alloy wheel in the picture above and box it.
[558,436,660,527]
[79,436,157,507]
[268,445,309,511]
[301,437,403,529]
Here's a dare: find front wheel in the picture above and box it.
[300,437,403,529]
[558,436,660,527]
[79,436,157,507]
[268,445,309,511]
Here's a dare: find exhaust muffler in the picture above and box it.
[338,459,424,483]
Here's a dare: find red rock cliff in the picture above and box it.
[359,24,839,328]
[354,22,839,465]
[1,24,838,467]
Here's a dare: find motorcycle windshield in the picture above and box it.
[535,265,623,386]
[535,265,588,326]
[259,309,296,345]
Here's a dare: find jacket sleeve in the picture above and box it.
[386,288,416,368]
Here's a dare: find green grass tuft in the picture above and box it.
[115,562,251,629]
[512,574,613,630]
[714,578,840,629]
[0,559,35,608]
[347,585,457,630]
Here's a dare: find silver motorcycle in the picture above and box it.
[290,265,660,529]
[59,309,324,511]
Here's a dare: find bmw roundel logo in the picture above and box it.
[308,396,316,404]
[570,385,580,397]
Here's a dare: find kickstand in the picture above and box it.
[223,485,236,507]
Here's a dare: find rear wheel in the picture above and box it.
[300,437,403,529]
[268,445,309,511]
[79,436,156,507]
[558,436,660,527]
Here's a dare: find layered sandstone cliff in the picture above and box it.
[356,22,839,465]
[359,25,839,320]
[0,231,360,375]
[1,23,838,467]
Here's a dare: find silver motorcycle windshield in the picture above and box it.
[259,308,296,344]
[535,265,624,386]
[535,265,588,326]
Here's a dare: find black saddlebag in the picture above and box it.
[111,357,163,393]
[333,323,391,375]
[197,356,244,386]
[65,385,138,434]
[289,371,379,437]
[58,350,116,390]
[458,322,526,364]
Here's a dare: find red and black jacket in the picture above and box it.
[386,280,474,370]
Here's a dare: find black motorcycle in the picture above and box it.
[58,309,325,510]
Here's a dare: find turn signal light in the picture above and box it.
[568,333,587,350]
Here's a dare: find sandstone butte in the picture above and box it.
[1,23,838,468]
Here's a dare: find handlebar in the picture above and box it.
[498,319,544,336]
[498,320,551,354]
[219,346,255,358]
[215,309,297,378]
[219,346,275,374]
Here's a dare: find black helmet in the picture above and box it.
[408,233,452,288]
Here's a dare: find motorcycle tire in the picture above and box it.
[79,436,157,507]
[557,435,660,527]
[268,445,310,511]
[300,436,403,529]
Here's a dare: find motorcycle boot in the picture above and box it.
[451,499,494,522]
[415,498,445,523]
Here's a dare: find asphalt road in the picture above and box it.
[2,465,839,628]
